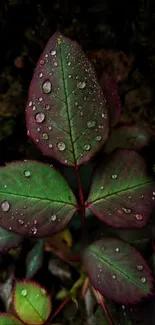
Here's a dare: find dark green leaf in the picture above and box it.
[26,240,44,278]
[86,150,155,228]
[0,226,23,251]
[0,161,77,237]
[26,32,109,166]
[83,237,154,304]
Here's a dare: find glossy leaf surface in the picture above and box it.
[0,227,23,251]
[13,280,51,325]
[83,238,154,304]
[104,124,151,153]
[0,314,24,325]
[26,32,109,166]
[100,72,122,127]
[26,240,44,278]
[0,161,77,237]
[86,150,155,228]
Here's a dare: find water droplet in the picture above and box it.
[101,113,107,119]
[100,186,104,190]
[24,170,31,178]
[38,97,43,102]
[48,126,52,130]
[87,121,96,128]
[54,62,58,67]
[37,127,40,132]
[84,144,91,151]
[95,135,102,141]
[18,219,24,225]
[32,105,36,111]
[42,80,52,94]
[122,305,125,310]
[40,59,45,65]
[115,247,120,252]
[38,72,43,78]
[21,289,27,297]
[35,112,45,123]
[1,200,10,212]
[68,75,71,78]
[140,194,144,199]
[111,174,117,179]
[42,133,49,140]
[77,81,86,89]
[121,207,132,214]
[135,214,143,221]
[3,185,7,189]
[41,288,46,295]
[31,227,37,235]
[50,214,57,221]
[45,104,50,110]
[28,101,33,107]
[140,276,146,283]
[68,62,71,66]
[33,220,37,225]
[57,142,66,151]
[112,274,117,279]
[50,50,56,56]
[137,265,144,271]
[49,143,53,148]
[153,192,155,196]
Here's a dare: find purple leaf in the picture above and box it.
[104,124,152,153]
[100,72,122,127]
[0,161,77,237]
[26,32,109,166]
[83,237,154,304]
[86,150,155,228]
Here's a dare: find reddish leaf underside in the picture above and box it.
[86,150,155,228]
[0,161,77,237]
[26,31,109,166]
[83,238,154,304]
[100,72,122,127]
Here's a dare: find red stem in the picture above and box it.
[49,296,71,322]
[75,165,86,240]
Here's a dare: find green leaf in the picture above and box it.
[119,305,133,325]
[0,226,23,251]
[0,161,77,237]
[26,240,44,278]
[13,280,51,325]
[83,237,154,304]
[94,301,120,325]
[26,31,109,166]
[86,149,155,228]
[0,313,24,325]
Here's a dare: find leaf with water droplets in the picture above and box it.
[0,161,77,237]
[100,72,122,127]
[86,150,155,227]
[83,237,154,304]
[13,280,51,325]
[0,227,23,251]
[26,239,44,278]
[104,124,152,153]
[0,314,24,325]
[26,32,109,166]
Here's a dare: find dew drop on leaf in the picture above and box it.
[135,214,143,221]
[18,219,24,225]
[42,79,52,94]
[21,289,27,297]
[77,81,86,89]
[50,49,56,55]
[57,142,66,151]
[42,133,49,140]
[54,62,58,67]
[50,214,57,221]
[140,277,146,283]
[95,135,102,141]
[121,207,132,214]
[84,144,91,151]
[111,174,118,179]
[49,143,53,148]
[31,227,37,235]
[28,101,33,107]
[137,265,144,271]
[115,247,120,252]
[87,121,96,128]
[35,112,45,123]
[100,186,104,190]
[45,104,50,110]
[24,170,31,178]
[38,72,43,78]
[112,274,117,279]
[1,200,10,212]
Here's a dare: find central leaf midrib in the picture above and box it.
[88,179,154,204]
[59,44,77,165]
[90,248,148,292]
[0,190,75,206]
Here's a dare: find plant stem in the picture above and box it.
[75,165,86,241]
